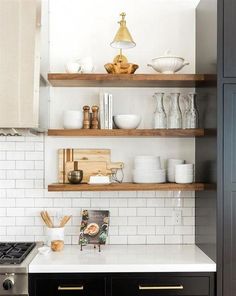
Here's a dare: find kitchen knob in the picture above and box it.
[3,278,14,290]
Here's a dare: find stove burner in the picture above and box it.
[0,242,36,264]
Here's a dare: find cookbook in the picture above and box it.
[79,210,109,245]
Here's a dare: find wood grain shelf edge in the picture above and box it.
[48,182,210,192]
[47,128,205,137]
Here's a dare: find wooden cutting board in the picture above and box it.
[58,149,123,183]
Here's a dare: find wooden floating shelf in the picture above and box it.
[48,182,210,192]
[48,128,205,137]
[47,73,216,88]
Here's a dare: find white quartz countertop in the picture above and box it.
[29,245,216,273]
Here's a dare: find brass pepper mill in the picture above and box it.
[83,106,90,129]
[91,106,99,129]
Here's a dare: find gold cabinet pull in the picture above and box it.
[139,284,184,290]
[58,285,84,291]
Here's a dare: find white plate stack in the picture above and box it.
[175,164,194,184]
[133,155,166,183]
[167,159,185,182]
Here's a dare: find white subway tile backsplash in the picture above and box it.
[16,142,34,151]
[16,180,34,189]
[0,152,6,160]
[0,137,196,245]
[128,236,146,244]
[165,235,183,244]
[0,142,15,151]
[174,226,194,235]
[138,226,155,235]
[16,161,34,170]
[0,217,16,225]
[119,226,137,235]
[7,170,25,179]
[128,199,146,207]
[147,198,165,207]
[110,199,127,208]
[119,208,136,217]
[0,170,6,179]
[91,198,110,207]
[7,208,24,216]
[25,152,44,161]
[16,217,35,225]
[7,151,24,160]
[35,198,53,207]
[25,170,44,180]
[15,198,34,207]
[146,217,165,226]
[147,236,165,244]
[0,180,15,188]
[7,226,25,235]
[109,235,127,244]
[128,217,146,226]
[137,208,155,216]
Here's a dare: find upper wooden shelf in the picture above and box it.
[47,73,217,88]
[48,128,206,137]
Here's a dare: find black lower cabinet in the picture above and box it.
[29,272,215,296]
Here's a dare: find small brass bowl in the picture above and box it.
[68,170,83,184]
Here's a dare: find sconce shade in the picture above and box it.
[110,13,136,49]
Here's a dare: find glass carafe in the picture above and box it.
[185,93,199,128]
[168,93,182,129]
[182,96,190,129]
[153,93,167,128]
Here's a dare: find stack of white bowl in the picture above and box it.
[133,155,166,183]
[175,164,194,184]
[167,159,185,182]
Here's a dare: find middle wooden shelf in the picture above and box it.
[48,128,206,137]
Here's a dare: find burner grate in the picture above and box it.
[0,242,36,264]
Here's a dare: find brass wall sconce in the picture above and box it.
[104,12,139,74]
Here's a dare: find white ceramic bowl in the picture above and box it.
[113,115,141,129]
[148,56,189,74]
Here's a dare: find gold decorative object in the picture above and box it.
[105,12,138,74]
[104,62,138,74]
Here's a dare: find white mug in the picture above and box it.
[65,62,81,73]
[63,110,83,129]
[77,57,94,73]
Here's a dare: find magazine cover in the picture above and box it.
[79,210,109,246]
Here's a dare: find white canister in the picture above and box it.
[46,227,65,247]
[63,110,83,129]
[65,62,81,73]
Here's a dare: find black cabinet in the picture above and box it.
[223,0,236,77]
[29,273,215,296]
[223,85,236,296]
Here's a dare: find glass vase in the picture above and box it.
[153,92,167,129]
[185,93,199,128]
[168,93,182,129]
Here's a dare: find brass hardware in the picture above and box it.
[139,284,184,290]
[58,285,84,291]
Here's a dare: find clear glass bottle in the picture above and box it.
[182,96,190,129]
[168,93,182,129]
[153,93,167,128]
[185,93,199,128]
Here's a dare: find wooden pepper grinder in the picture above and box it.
[91,106,99,129]
[83,106,90,129]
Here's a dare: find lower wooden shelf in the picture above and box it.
[48,182,210,192]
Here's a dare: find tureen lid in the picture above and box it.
[152,50,185,60]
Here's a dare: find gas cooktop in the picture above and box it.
[0,242,36,265]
